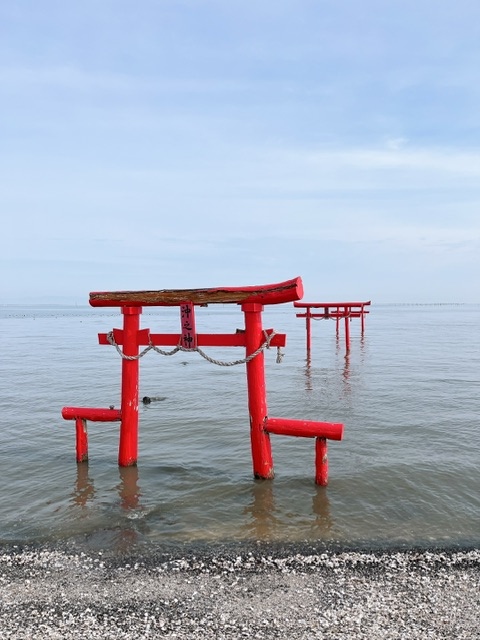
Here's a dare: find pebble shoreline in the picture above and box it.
[1,543,479,639]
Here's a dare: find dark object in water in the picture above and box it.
[142,396,167,404]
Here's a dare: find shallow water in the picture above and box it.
[1,302,479,551]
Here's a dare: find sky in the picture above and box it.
[2,0,480,304]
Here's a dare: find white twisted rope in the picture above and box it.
[106,330,284,365]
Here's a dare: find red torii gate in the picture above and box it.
[62,277,343,485]
[294,300,371,356]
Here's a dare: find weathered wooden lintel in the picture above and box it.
[89,276,304,308]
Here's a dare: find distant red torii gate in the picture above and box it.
[294,300,371,356]
[62,277,344,485]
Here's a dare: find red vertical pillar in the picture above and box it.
[306,306,312,355]
[344,307,350,353]
[315,437,328,485]
[242,302,274,479]
[118,306,141,467]
[75,417,88,463]
[361,305,366,333]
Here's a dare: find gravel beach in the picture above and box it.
[1,543,479,639]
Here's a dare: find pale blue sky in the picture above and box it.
[2,0,480,303]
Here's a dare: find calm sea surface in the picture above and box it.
[1,303,479,552]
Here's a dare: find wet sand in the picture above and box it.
[1,543,479,639]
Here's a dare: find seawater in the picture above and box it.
[1,303,479,551]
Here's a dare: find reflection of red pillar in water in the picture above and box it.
[119,466,140,510]
[243,302,274,479]
[119,306,141,467]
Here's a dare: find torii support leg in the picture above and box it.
[118,306,141,466]
[315,437,328,486]
[305,307,312,356]
[344,309,351,354]
[75,417,88,463]
[242,302,274,479]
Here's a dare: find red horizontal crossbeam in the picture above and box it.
[62,407,121,422]
[98,329,286,348]
[294,301,371,309]
[265,417,344,440]
[90,277,303,308]
[295,311,369,319]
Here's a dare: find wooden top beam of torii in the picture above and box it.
[90,276,304,307]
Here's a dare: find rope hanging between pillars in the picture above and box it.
[105,329,285,365]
